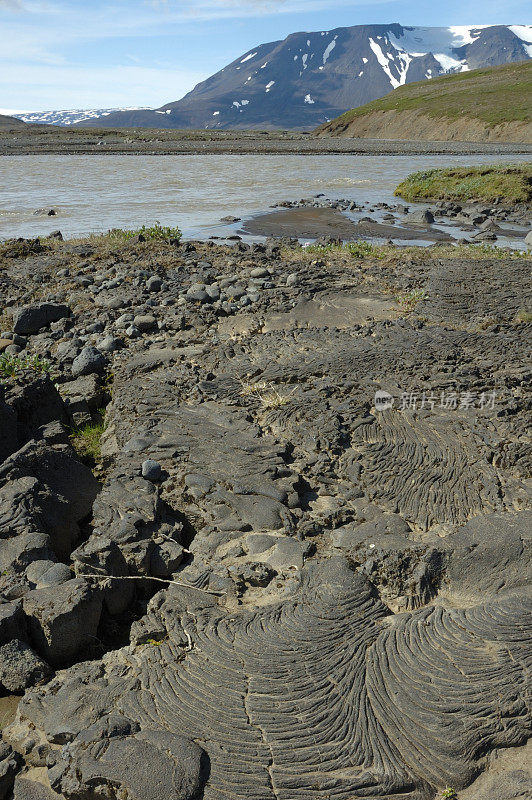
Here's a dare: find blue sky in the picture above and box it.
[1,0,530,112]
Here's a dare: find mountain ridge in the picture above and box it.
[13,23,532,131]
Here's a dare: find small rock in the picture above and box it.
[146,276,163,292]
[407,209,434,225]
[142,459,162,482]
[0,601,25,646]
[71,347,107,377]
[12,302,71,335]
[0,741,21,800]
[133,314,157,332]
[250,267,269,278]
[0,639,52,691]
[125,325,141,338]
[85,321,104,334]
[98,335,123,353]
[23,578,102,666]
[246,534,276,555]
[205,285,220,300]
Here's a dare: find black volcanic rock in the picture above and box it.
[77,23,532,130]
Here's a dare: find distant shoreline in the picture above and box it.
[1,128,531,157]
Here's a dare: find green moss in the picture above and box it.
[394,164,532,204]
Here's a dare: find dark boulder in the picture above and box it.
[12,303,70,335]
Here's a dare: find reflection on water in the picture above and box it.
[0,153,530,240]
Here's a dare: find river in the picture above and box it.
[0,153,530,240]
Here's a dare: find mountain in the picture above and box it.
[315,60,532,143]
[13,108,150,126]
[75,23,532,131]
[0,113,26,128]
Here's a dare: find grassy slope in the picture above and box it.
[394,165,532,204]
[316,61,532,135]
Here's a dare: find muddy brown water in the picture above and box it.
[0,153,530,242]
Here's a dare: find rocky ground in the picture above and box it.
[0,228,530,800]
[2,126,532,156]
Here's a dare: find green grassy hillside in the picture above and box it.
[316,61,532,142]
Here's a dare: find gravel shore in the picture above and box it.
[2,126,532,155]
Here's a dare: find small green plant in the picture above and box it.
[514,308,532,323]
[144,635,169,647]
[0,353,51,381]
[70,415,105,463]
[104,221,181,243]
[394,288,428,313]
[304,243,341,255]
[441,788,457,800]
[346,241,375,258]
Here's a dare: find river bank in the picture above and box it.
[2,127,532,156]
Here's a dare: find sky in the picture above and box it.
[0,0,530,112]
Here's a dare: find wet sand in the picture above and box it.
[241,206,453,241]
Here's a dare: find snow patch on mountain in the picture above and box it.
[323,36,337,65]
[509,24,532,55]
[14,108,150,126]
[369,38,402,88]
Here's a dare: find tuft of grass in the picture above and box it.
[0,353,51,382]
[346,241,376,258]
[103,221,181,243]
[302,241,381,259]
[291,240,532,266]
[240,379,296,409]
[514,308,532,323]
[394,288,428,313]
[394,165,532,205]
[304,242,341,255]
[70,413,105,464]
